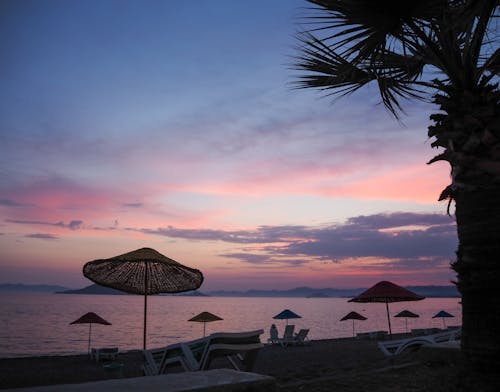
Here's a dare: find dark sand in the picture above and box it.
[1,338,497,391]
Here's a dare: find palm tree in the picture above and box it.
[293,0,499,370]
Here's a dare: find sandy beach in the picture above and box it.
[3,337,496,391]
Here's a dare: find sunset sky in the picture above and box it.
[0,0,458,291]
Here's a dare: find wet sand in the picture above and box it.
[0,338,495,391]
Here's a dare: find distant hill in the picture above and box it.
[0,283,71,293]
[405,285,460,298]
[1,283,459,298]
[207,285,459,298]
[57,284,209,296]
[57,284,126,295]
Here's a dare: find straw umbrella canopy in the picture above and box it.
[70,312,111,355]
[349,281,425,336]
[394,310,419,333]
[340,311,367,338]
[188,311,223,337]
[432,310,454,329]
[273,309,301,326]
[83,247,203,349]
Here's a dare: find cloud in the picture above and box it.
[25,233,59,240]
[0,199,34,207]
[136,212,457,269]
[218,252,310,267]
[6,219,83,230]
[122,202,143,208]
[345,212,453,229]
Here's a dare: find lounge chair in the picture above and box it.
[356,330,388,340]
[199,329,264,371]
[291,328,310,346]
[378,328,461,356]
[279,324,296,347]
[142,343,190,375]
[91,347,118,362]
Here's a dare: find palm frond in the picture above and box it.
[293,32,427,117]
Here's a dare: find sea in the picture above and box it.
[0,293,461,358]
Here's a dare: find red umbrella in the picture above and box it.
[70,312,111,355]
[349,281,425,336]
[340,311,367,338]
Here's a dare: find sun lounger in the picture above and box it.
[143,343,190,375]
[378,328,461,356]
[289,328,310,346]
[147,330,264,375]
[198,329,264,371]
[278,324,296,347]
[91,347,118,362]
[356,330,388,340]
[411,328,440,336]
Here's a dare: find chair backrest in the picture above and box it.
[270,327,279,340]
[182,330,264,371]
[143,347,166,375]
[295,329,309,342]
[283,325,295,340]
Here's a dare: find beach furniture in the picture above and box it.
[378,328,461,356]
[149,329,264,375]
[278,324,296,347]
[356,330,388,340]
[199,330,264,371]
[143,343,190,375]
[291,328,311,346]
[91,347,119,362]
[411,328,440,336]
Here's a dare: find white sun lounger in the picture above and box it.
[378,328,461,356]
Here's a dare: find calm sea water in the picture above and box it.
[0,293,461,358]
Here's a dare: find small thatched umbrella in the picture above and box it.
[70,312,111,355]
[340,311,367,338]
[188,311,223,337]
[432,310,454,329]
[349,281,425,336]
[395,310,419,333]
[83,247,203,349]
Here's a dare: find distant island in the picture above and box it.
[0,283,460,298]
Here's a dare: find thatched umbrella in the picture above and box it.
[83,247,203,349]
[70,312,111,355]
[432,310,454,329]
[394,310,419,333]
[349,281,425,336]
[188,311,223,337]
[340,311,367,338]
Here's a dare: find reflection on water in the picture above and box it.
[0,293,461,357]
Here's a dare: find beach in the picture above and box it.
[3,337,494,392]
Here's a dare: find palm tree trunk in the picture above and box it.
[454,187,500,371]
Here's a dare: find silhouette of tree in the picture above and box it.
[292,0,499,371]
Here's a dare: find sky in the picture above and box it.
[0,0,458,291]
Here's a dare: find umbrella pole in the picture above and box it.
[143,263,148,350]
[352,320,355,338]
[203,322,206,337]
[88,323,92,357]
[405,318,408,334]
[385,301,392,337]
